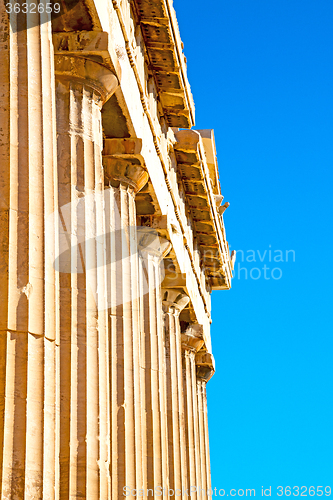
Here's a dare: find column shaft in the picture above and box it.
[175,320,188,495]
[141,255,156,493]
[202,382,212,493]
[55,57,117,499]
[121,185,136,491]
[103,144,148,500]
[96,161,110,500]
[163,290,189,498]
[0,5,57,498]
[182,325,205,500]
[130,202,143,496]
[138,256,148,496]
[107,184,137,497]
[166,309,181,494]
[195,351,215,499]
[197,381,207,499]
[138,233,170,496]
[184,351,197,500]
[191,355,202,497]
[156,269,170,498]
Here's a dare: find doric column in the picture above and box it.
[103,140,148,499]
[163,290,190,497]
[195,352,215,499]
[137,227,171,497]
[181,325,205,500]
[54,49,118,499]
[0,5,57,498]
[202,381,212,494]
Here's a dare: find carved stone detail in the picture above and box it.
[103,138,149,192]
[195,352,215,382]
[137,227,171,260]
[54,55,119,103]
[162,289,190,314]
[103,157,148,193]
[181,324,205,353]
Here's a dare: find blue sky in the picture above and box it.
[174,0,333,495]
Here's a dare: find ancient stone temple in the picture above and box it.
[0,0,233,498]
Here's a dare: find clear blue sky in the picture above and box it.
[174,0,333,495]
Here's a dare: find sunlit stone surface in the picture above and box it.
[0,0,233,497]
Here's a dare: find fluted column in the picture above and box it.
[202,382,212,494]
[55,54,118,499]
[102,144,148,499]
[181,326,205,500]
[195,352,215,499]
[138,228,171,497]
[0,4,57,498]
[157,280,171,500]
[163,290,190,497]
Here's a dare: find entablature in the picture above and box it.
[51,0,233,346]
[174,129,232,290]
[132,0,195,128]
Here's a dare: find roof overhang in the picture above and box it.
[174,129,232,290]
[133,0,195,128]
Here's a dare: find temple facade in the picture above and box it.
[0,0,233,498]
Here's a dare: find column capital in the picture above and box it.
[53,31,121,77]
[162,289,189,315]
[195,352,215,382]
[53,31,121,94]
[54,55,119,103]
[181,324,205,353]
[137,227,171,260]
[103,138,149,193]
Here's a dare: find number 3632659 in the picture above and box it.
[277,487,331,497]
[5,3,61,14]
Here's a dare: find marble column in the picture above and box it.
[181,325,205,500]
[102,144,148,500]
[202,381,212,494]
[138,228,171,497]
[163,290,190,497]
[195,352,215,499]
[0,4,57,498]
[55,55,118,499]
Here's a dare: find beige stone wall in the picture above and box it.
[0,0,232,498]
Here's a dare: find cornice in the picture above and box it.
[131,0,195,128]
[174,129,233,290]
